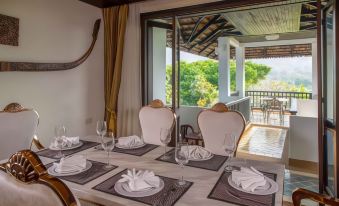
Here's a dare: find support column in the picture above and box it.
[236,46,245,97]
[151,27,167,103]
[218,37,231,102]
[312,42,318,99]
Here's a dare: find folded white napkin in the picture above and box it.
[50,136,80,148]
[118,135,143,147]
[53,155,87,173]
[231,167,267,192]
[117,168,160,191]
[182,145,212,160]
[63,136,80,147]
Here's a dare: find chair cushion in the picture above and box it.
[0,110,38,160]
[139,107,175,145]
[0,171,64,206]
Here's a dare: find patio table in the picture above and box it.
[14,135,285,206]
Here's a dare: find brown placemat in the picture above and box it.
[208,170,277,206]
[46,160,117,185]
[156,149,228,171]
[37,140,99,159]
[112,144,158,156]
[93,169,193,206]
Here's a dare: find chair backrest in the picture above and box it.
[139,99,175,145]
[197,103,246,156]
[0,103,39,160]
[0,150,77,206]
[267,98,282,110]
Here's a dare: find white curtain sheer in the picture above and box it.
[117,4,142,137]
[117,0,221,136]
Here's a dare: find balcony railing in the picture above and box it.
[245,90,312,110]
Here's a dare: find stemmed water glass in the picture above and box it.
[223,133,237,172]
[54,125,66,158]
[101,133,115,169]
[96,120,107,149]
[175,142,189,186]
[160,128,171,160]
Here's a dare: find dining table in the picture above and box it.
[21,136,285,206]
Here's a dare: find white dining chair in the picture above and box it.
[0,150,78,206]
[0,103,44,160]
[197,103,246,156]
[139,99,175,145]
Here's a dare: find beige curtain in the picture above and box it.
[103,5,129,135]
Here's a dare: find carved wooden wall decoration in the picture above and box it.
[0,14,19,46]
[0,19,101,72]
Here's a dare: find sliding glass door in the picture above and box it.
[321,0,338,197]
[143,17,180,109]
[143,16,181,145]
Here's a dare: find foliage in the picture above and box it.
[166,60,272,107]
[248,80,309,92]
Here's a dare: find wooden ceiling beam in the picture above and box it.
[187,14,221,44]
[300,24,317,30]
[199,40,217,54]
[199,29,223,45]
[300,16,317,22]
[186,16,205,44]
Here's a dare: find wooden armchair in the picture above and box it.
[266,98,284,122]
[292,188,339,206]
[0,150,78,206]
[180,124,204,146]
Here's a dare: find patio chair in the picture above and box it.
[180,124,204,146]
[266,98,284,123]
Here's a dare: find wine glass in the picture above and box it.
[223,133,237,172]
[101,134,115,169]
[140,134,145,145]
[54,125,66,158]
[175,142,189,186]
[96,120,107,149]
[160,128,171,160]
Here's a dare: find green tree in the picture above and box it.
[166,60,272,107]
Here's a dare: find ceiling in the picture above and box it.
[160,1,321,59]
[79,0,148,8]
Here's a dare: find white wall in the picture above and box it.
[0,0,104,146]
[289,116,318,162]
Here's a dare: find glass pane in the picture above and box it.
[145,19,173,105]
[325,7,335,124]
[326,128,335,195]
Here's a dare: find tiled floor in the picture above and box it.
[238,125,287,160]
[251,110,290,127]
[284,170,319,197]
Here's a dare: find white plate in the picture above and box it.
[116,142,146,150]
[189,153,214,161]
[114,178,164,197]
[228,176,278,195]
[48,160,92,177]
[49,141,84,151]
